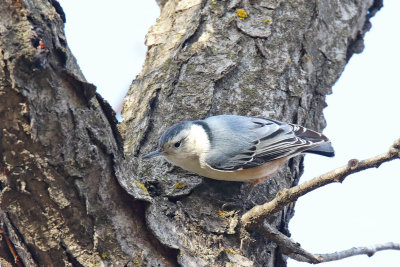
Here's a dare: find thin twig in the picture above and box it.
[0,227,23,267]
[317,242,400,262]
[259,223,400,263]
[241,138,400,230]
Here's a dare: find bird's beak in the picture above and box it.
[142,149,162,159]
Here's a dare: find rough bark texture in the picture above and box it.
[0,0,381,266]
[121,0,381,266]
[0,0,172,266]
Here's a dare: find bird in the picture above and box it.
[143,115,334,185]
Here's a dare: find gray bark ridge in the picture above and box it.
[121,0,381,266]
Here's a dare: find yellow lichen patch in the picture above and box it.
[101,252,107,259]
[264,18,272,22]
[173,181,187,189]
[218,210,226,216]
[212,1,217,4]
[225,248,236,255]
[236,9,248,20]
[288,58,292,63]
[135,180,148,193]
[135,260,140,264]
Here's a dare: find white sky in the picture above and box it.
[58,1,400,266]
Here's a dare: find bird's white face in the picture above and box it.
[161,124,210,170]
[161,128,191,160]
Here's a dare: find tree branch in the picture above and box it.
[240,139,400,263]
[260,222,323,263]
[318,242,400,262]
[259,222,400,263]
[241,138,400,229]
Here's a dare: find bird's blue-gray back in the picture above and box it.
[203,115,330,171]
[204,115,290,170]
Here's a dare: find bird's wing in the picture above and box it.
[205,116,329,171]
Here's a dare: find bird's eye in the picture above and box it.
[174,141,181,148]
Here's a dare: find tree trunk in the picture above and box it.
[0,1,173,266]
[0,0,381,266]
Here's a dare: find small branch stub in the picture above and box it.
[347,158,359,169]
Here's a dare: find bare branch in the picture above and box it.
[318,242,400,262]
[241,138,400,229]
[241,139,400,263]
[259,223,400,264]
[261,223,323,263]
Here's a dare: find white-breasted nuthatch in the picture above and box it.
[143,115,334,184]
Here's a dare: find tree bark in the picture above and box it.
[0,1,173,266]
[0,0,381,266]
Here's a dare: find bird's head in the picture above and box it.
[143,121,210,165]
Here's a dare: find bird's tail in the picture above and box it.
[305,142,335,157]
[288,123,335,158]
